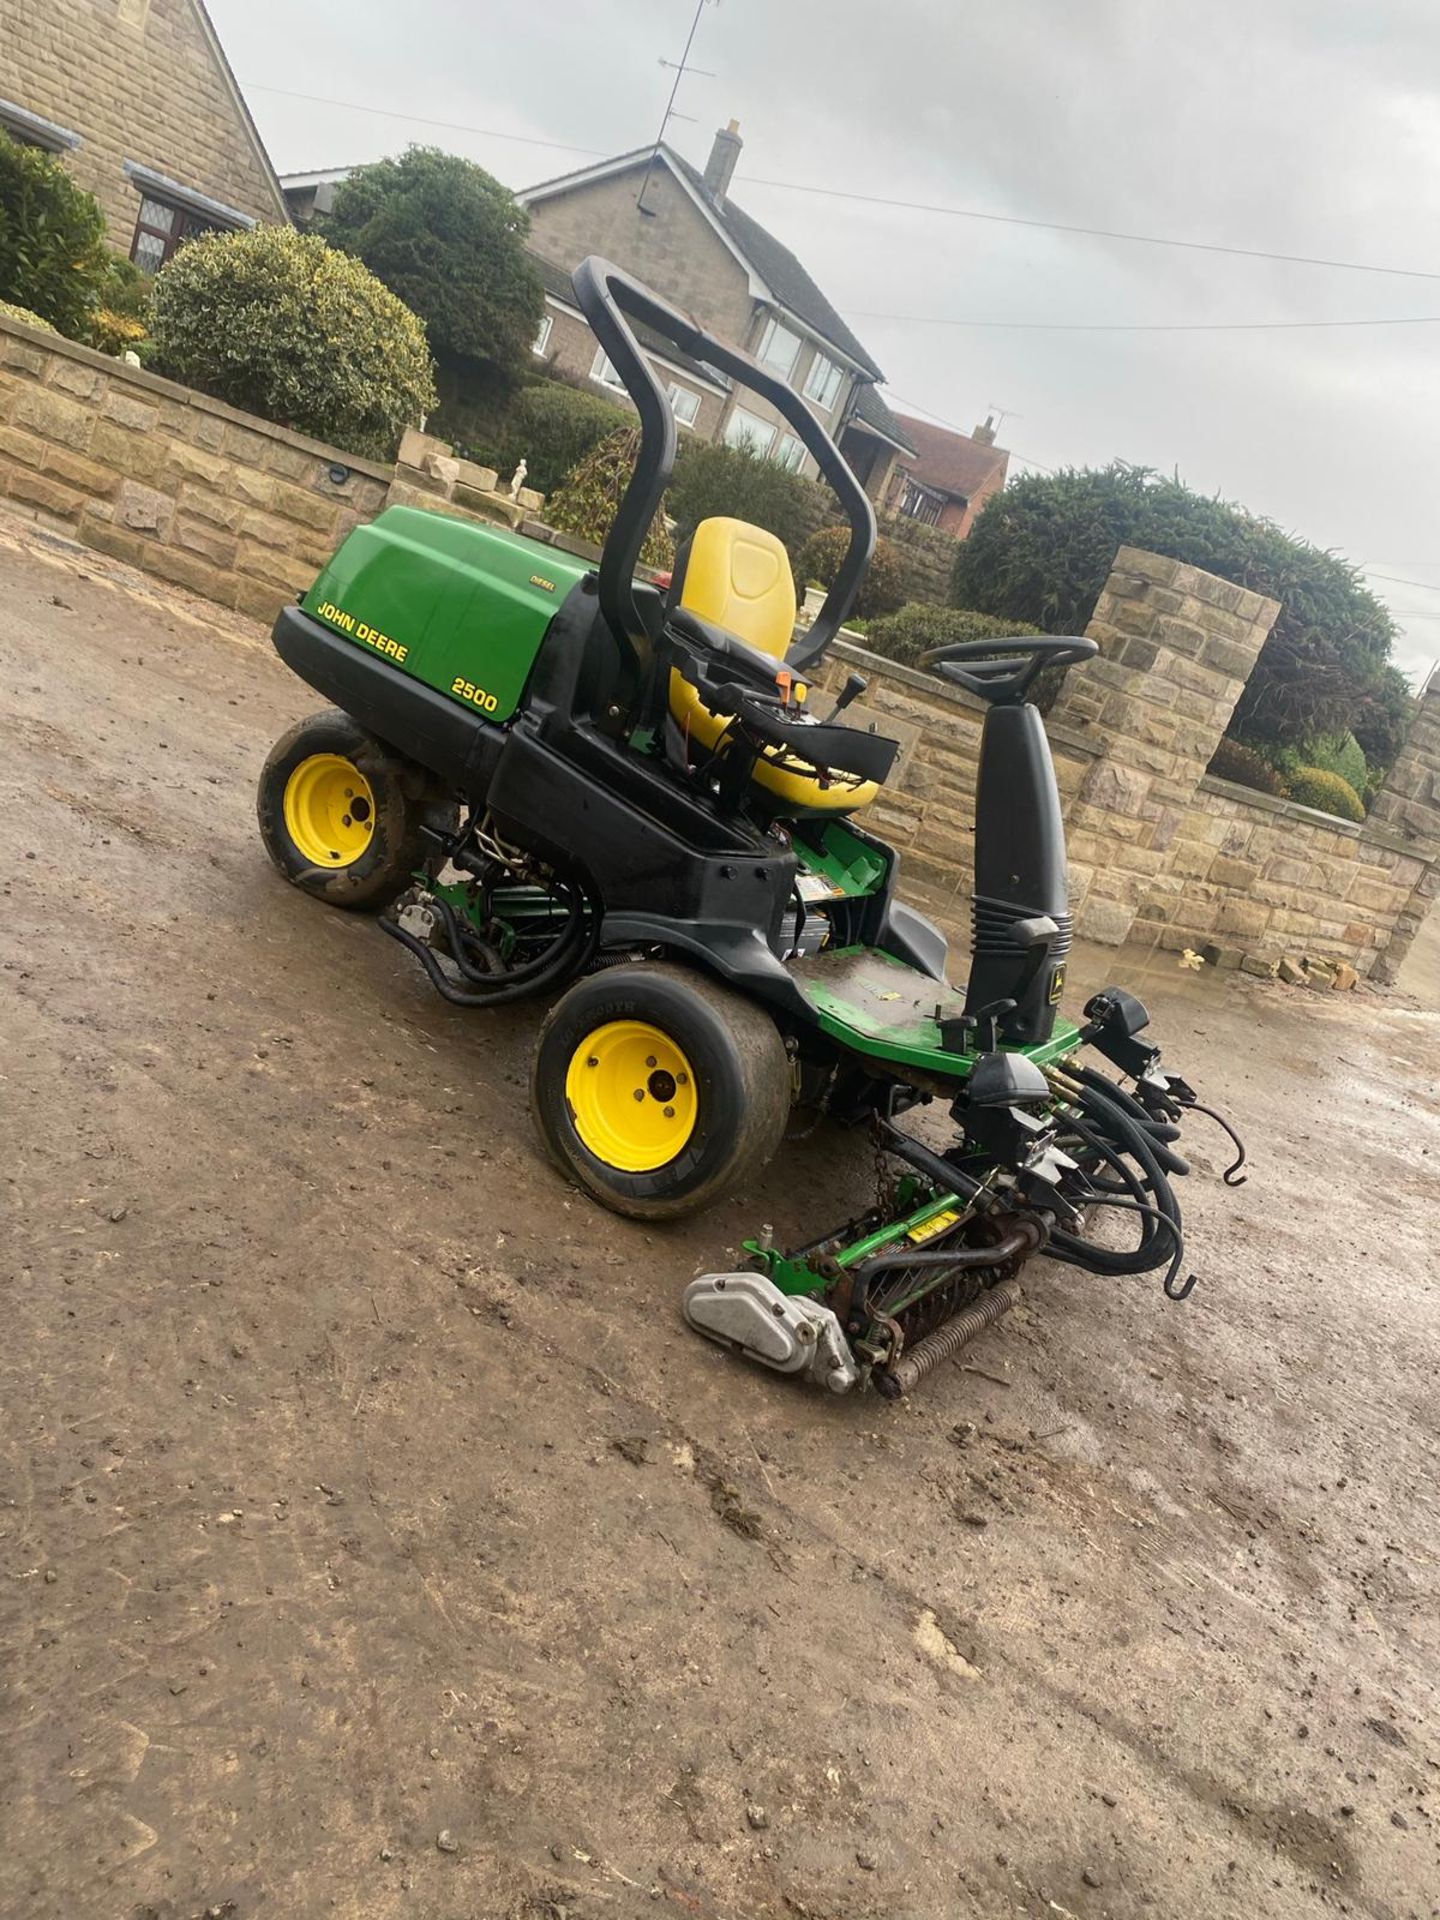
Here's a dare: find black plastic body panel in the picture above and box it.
[964,702,1072,1045]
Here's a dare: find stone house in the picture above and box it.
[0,0,287,271]
[516,123,917,490]
[882,412,1010,539]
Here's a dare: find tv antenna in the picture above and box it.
[637,0,720,215]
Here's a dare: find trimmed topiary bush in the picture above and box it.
[472,380,632,495]
[0,299,57,333]
[545,428,674,571]
[148,226,436,459]
[949,460,1403,757]
[859,602,1042,669]
[800,524,908,620]
[668,440,830,570]
[1303,729,1369,797]
[0,131,112,337]
[1283,764,1366,822]
[1208,737,1288,796]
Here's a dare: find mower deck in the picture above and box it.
[792,946,1082,1076]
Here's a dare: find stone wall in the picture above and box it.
[2,305,1436,981]
[0,316,391,621]
[877,511,961,606]
[1152,775,1433,974]
[814,548,1440,980]
[1048,547,1281,946]
[0,0,286,246]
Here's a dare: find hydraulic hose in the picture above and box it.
[1047,1079,1185,1288]
[1069,1064,1191,1177]
[381,870,600,1008]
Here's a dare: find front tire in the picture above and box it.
[531,963,792,1220]
[257,708,456,911]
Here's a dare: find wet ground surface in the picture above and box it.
[2,512,1438,1920]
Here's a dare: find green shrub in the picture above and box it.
[1304,729,1369,796]
[859,601,1042,668]
[800,525,908,620]
[950,461,1403,755]
[321,147,542,383]
[1209,737,1288,796]
[0,131,111,337]
[0,299,56,333]
[1283,764,1366,822]
[471,379,631,495]
[667,440,830,567]
[546,428,674,570]
[149,226,436,459]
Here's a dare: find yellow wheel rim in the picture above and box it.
[282,754,376,868]
[565,1020,699,1173]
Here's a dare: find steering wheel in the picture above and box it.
[920,635,1098,706]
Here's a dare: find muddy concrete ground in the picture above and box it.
[1,512,1437,1920]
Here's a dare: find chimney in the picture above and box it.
[703,118,742,203]
[972,413,997,446]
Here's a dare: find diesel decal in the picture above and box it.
[529,573,557,592]
[451,675,500,714]
[317,600,408,663]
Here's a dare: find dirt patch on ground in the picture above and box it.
[2,513,1437,1920]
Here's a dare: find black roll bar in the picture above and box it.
[570,255,876,674]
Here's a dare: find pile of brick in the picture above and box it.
[1197,942,1358,989]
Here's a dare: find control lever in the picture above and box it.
[825,672,867,722]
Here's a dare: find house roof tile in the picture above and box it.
[848,383,918,456]
[891,413,1009,502]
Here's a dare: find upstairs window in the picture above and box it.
[667,382,701,427]
[775,433,807,473]
[803,351,843,411]
[123,165,252,275]
[130,195,223,273]
[757,317,801,383]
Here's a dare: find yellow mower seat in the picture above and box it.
[668,516,879,815]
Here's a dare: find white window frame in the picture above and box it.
[756,317,801,383]
[590,345,628,392]
[803,351,843,411]
[666,382,701,428]
[532,312,553,356]
[723,406,777,457]
[775,434,808,473]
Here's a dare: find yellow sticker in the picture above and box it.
[907,1207,963,1245]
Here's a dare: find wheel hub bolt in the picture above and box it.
[676,1072,689,1086]
[633,1089,645,1102]
[663,1106,675,1119]
[645,1055,657,1068]
[586,1056,599,1068]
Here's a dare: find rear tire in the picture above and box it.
[257,707,456,911]
[531,963,792,1220]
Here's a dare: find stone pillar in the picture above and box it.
[1367,681,1440,985]
[1046,546,1280,946]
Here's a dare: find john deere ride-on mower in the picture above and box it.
[258,257,1243,1398]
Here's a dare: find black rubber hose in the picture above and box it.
[1180,1099,1249,1186]
[434,892,587,990]
[1047,1081,1180,1279]
[1071,1065,1191,1176]
[382,880,599,1008]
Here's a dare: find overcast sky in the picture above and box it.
[212,0,1440,684]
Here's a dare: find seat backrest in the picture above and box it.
[671,517,797,661]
